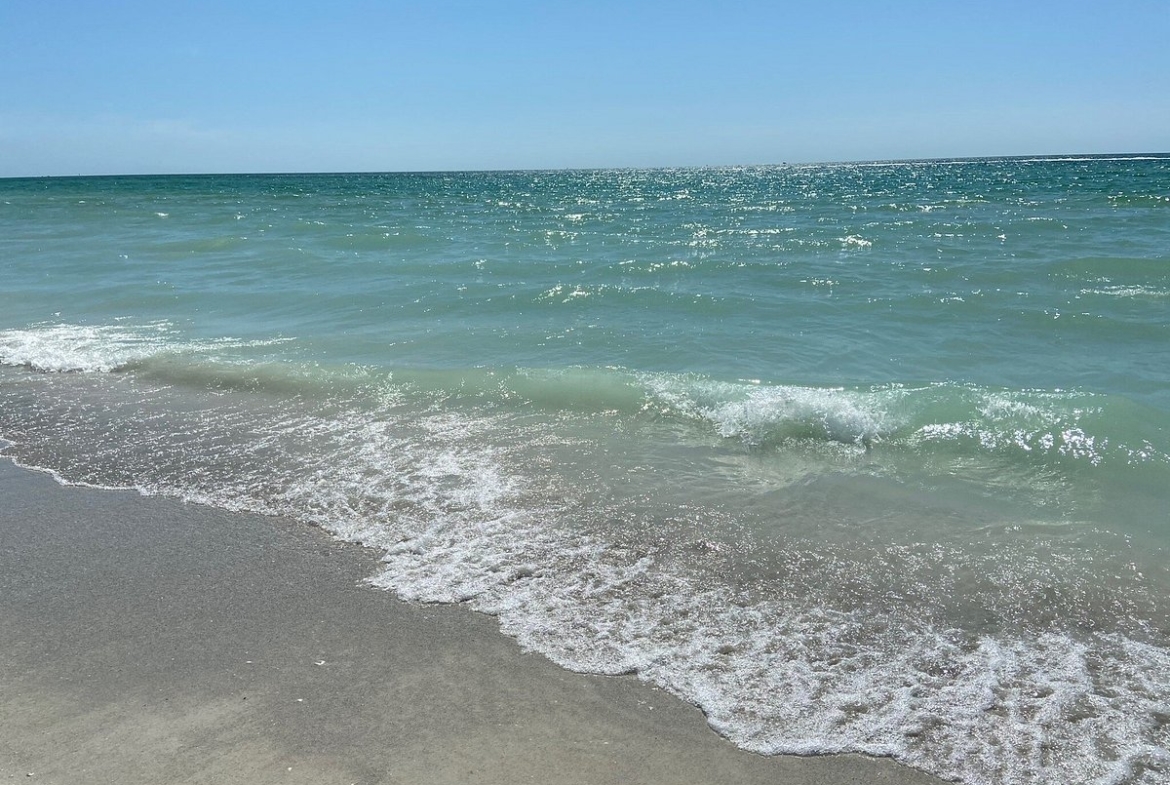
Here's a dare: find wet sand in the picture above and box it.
[0,459,946,784]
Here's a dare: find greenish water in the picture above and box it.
[2,157,1169,784]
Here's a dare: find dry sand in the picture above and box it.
[0,459,946,784]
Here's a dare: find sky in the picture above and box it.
[1,0,1168,176]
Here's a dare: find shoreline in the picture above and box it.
[0,457,945,784]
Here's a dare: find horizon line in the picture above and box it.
[4,151,1169,181]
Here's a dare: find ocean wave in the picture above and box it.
[0,321,180,373]
[0,321,289,374]
[3,322,1164,479]
[1079,285,1170,299]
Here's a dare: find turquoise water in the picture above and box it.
[2,158,1169,784]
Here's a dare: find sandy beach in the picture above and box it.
[0,457,945,784]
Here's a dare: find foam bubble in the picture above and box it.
[1080,285,1170,299]
[0,322,179,373]
[373,511,1170,785]
[0,322,291,374]
[638,373,894,448]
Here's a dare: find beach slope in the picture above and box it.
[0,459,945,785]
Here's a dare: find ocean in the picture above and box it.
[2,157,1168,784]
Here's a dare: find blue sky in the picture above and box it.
[2,0,1167,175]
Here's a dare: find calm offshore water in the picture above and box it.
[2,158,1169,784]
